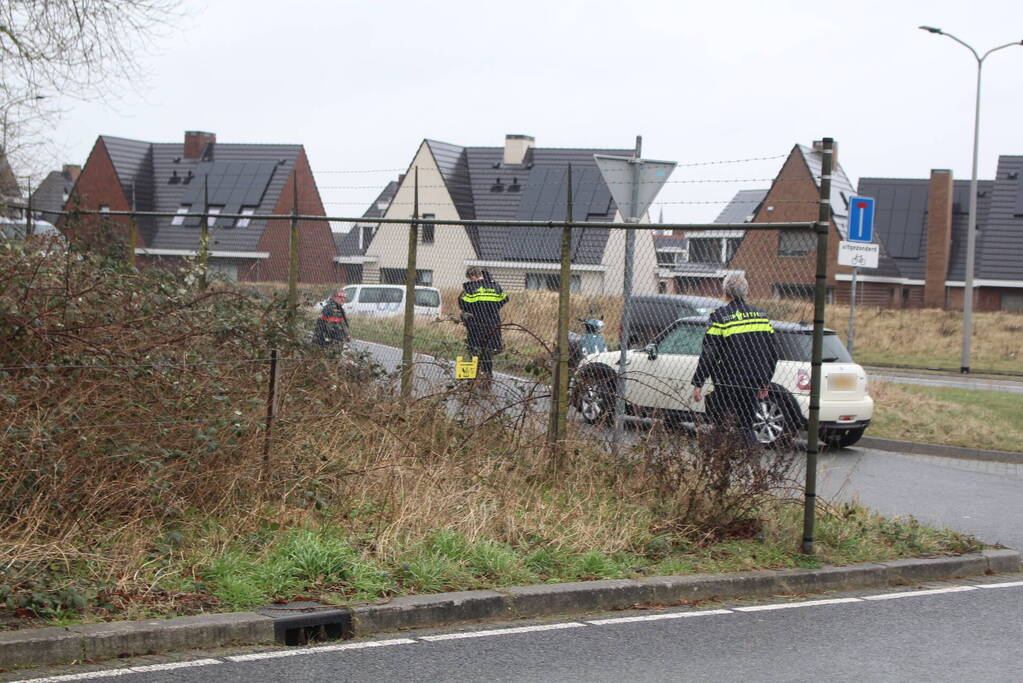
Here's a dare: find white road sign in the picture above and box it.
[593,154,676,221]
[838,241,879,269]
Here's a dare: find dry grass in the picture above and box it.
[868,381,1023,452]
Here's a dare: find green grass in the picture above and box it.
[870,383,1023,452]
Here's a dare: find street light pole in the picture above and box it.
[919,26,1023,373]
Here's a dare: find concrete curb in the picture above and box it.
[2,550,1018,670]
[857,436,1023,464]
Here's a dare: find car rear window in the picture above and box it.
[776,332,853,363]
[359,287,403,304]
[415,289,440,307]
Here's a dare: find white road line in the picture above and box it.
[587,609,733,625]
[862,586,978,600]
[974,580,1023,589]
[733,597,863,612]
[16,659,221,682]
[225,637,417,662]
[419,622,585,642]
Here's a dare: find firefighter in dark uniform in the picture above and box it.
[314,289,351,346]
[691,272,779,444]
[458,267,508,379]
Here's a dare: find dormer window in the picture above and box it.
[172,205,190,226]
[236,207,256,228]
[206,206,223,227]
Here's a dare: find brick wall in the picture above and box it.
[246,148,337,285]
[729,145,847,299]
[60,138,133,246]
[923,170,954,307]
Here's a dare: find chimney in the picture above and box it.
[62,164,82,182]
[503,134,535,166]
[184,131,216,160]
[812,139,838,168]
[923,169,954,308]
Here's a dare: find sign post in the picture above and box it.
[594,140,676,453]
[841,196,876,354]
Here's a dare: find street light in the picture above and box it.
[919,26,1023,373]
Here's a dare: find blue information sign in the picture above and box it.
[847,196,875,243]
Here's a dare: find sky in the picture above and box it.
[42,0,1023,225]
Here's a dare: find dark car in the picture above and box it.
[620,294,725,348]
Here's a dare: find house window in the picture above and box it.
[236,207,256,228]
[380,268,433,286]
[778,230,814,256]
[421,214,435,244]
[172,205,190,226]
[688,238,721,264]
[206,206,223,227]
[526,273,581,293]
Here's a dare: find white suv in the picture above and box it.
[572,316,873,448]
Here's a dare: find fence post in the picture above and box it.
[802,136,833,556]
[288,174,299,336]
[548,165,573,463]
[199,177,209,290]
[261,348,279,481]
[612,135,642,455]
[401,167,419,398]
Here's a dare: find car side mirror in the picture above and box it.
[644,343,658,361]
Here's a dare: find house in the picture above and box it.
[360,134,660,295]
[857,157,1023,312]
[0,150,20,218]
[29,164,80,222]
[332,179,400,284]
[724,140,908,304]
[64,131,337,283]
[654,188,769,296]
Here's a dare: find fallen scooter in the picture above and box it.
[567,317,606,370]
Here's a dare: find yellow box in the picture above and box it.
[455,355,479,379]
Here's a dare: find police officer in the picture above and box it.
[691,272,779,444]
[458,267,508,379]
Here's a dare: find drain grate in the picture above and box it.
[257,600,355,646]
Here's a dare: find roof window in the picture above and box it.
[171,205,190,226]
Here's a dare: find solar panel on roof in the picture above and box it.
[177,161,277,227]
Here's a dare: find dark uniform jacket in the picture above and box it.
[458,277,508,351]
[692,298,779,391]
[314,300,350,345]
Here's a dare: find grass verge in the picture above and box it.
[868,382,1023,452]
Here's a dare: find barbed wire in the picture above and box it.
[0,355,386,373]
[316,176,815,191]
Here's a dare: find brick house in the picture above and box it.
[858,156,1023,313]
[63,131,337,283]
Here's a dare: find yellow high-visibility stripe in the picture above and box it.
[706,322,775,337]
[461,289,507,303]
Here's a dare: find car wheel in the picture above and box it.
[751,395,794,447]
[822,426,866,449]
[577,375,614,425]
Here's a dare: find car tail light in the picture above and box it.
[796,368,812,391]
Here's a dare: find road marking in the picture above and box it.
[862,586,977,600]
[587,609,732,625]
[419,622,585,641]
[225,638,417,662]
[733,598,863,612]
[974,580,1023,589]
[17,659,221,682]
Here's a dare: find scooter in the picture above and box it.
[568,317,606,369]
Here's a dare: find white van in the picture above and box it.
[319,284,443,319]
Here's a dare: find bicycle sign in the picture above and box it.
[838,240,879,268]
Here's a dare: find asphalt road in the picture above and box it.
[15,578,1022,682]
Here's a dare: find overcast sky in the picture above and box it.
[46,0,1022,224]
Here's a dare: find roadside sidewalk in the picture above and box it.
[2,551,1018,671]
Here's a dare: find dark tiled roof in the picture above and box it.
[713,189,767,224]
[334,180,399,256]
[30,170,75,221]
[100,135,302,252]
[974,155,1023,281]
[858,175,998,281]
[452,143,631,262]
